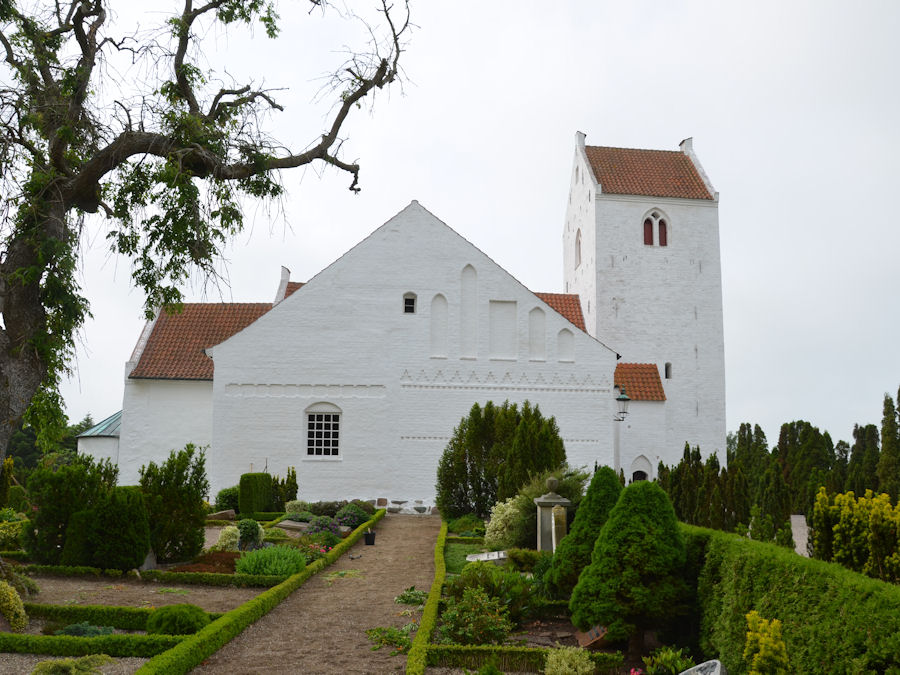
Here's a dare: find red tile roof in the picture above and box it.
[614,363,666,401]
[585,146,713,200]
[535,292,586,331]
[129,303,272,380]
[284,281,305,298]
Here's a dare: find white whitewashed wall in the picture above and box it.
[207,202,619,501]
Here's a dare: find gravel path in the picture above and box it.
[192,513,441,674]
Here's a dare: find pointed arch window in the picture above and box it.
[643,211,669,247]
[575,229,582,267]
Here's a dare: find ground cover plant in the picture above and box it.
[235,546,307,576]
[445,542,485,575]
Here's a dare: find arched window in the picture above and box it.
[305,402,342,458]
[403,292,417,314]
[575,229,582,267]
[664,362,672,379]
[643,211,670,247]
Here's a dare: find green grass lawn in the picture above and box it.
[444,542,486,575]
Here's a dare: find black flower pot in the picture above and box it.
[364,531,376,545]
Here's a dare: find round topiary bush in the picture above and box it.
[544,465,622,598]
[214,485,240,512]
[146,604,211,635]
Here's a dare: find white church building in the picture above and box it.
[79,134,726,502]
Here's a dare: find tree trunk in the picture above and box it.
[0,200,66,460]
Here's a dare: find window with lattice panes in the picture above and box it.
[307,412,340,456]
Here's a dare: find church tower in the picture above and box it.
[563,132,726,476]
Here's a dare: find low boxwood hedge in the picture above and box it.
[24,603,224,631]
[0,632,182,658]
[137,570,286,588]
[406,521,447,675]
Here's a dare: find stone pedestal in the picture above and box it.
[534,477,571,552]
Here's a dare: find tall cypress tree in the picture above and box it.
[876,393,900,502]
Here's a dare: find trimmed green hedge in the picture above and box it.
[203,519,234,527]
[246,512,284,523]
[237,473,271,516]
[24,603,223,631]
[22,565,122,578]
[689,525,900,674]
[424,644,622,673]
[138,570,286,588]
[0,632,182,658]
[134,509,385,674]
[406,521,447,675]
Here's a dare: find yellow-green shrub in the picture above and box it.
[0,580,27,631]
[743,611,789,675]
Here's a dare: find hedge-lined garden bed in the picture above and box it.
[0,509,385,671]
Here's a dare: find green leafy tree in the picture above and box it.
[544,465,622,598]
[139,443,209,563]
[569,481,687,661]
[0,0,411,457]
[877,393,900,502]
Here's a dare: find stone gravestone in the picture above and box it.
[551,504,567,549]
[534,477,571,552]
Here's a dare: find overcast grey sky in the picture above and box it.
[60,1,900,451]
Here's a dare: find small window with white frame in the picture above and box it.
[403,292,417,314]
[305,402,341,457]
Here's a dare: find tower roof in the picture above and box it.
[585,146,714,200]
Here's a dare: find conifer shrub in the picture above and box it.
[235,545,307,576]
[238,473,272,515]
[743,611,789,675]
[6,485,28,513]
[0,579,27,631]
[59,510,95,567]
[0,457,13,507]
[53,621,114,637]
[146,603,211,635]
[569,481,687,657]
[140,444,209,563]
[31,655,114,674]
[237,519,264,550]
[270,467,298,511]
[334,503,369,530]
[545,465,622,598]
[214,485,240,512]
[25,456,117,564]
[91,486,151,571]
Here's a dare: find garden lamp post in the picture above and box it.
[613,385,630,475]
